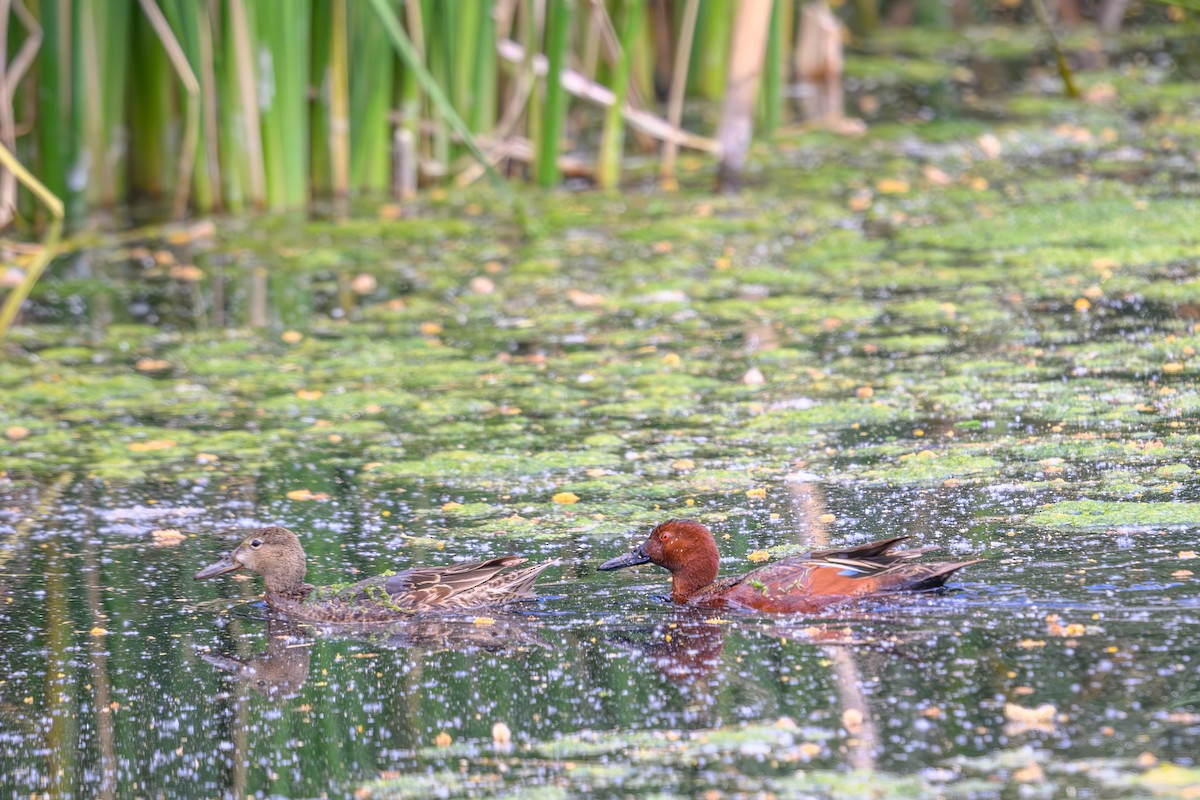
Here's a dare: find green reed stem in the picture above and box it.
[761,0,783,136]
[690,0,732,100]
[252,0,311,210]
[469,0,497,134]
[538,0,571,187]
[349,0,392,194]
[366,0,504,188]
[0,140,63,337]
[597,0,642,190]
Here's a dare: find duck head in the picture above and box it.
[194,526,308,596]
[598,519,720,602]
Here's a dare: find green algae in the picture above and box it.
[843,55,959,85]
[1027,500,1200,530]
[844,451,1002,486]
[3,50,1200,552]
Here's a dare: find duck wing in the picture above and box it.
[805,535,916,561]
[447,559,561,608]
[802,535,979,595]
[382,556,559,610]
[383,556,528,608]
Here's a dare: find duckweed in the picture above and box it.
[4,30,1200,800]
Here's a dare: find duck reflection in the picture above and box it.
[198,612,552,698]
[198,619,312,698]
[608,608,726,684]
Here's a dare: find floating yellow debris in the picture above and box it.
[923,165,951,186]
[469,276,495,295]
[976,133,1002,159]
[351,274,377,295]
[1004,702,1056,729]
[1008,705,1056,724]
[876,178,909,194]
[170,264,204,282]
[1013,762,1045,783]
[151,529,186,547]
[286,489,330,502]
[742,367,765,386]
[847,192,872,212]
[566,288,605,308]
[552,492,580,505]
[129,440,175,452]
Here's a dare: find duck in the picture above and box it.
[194,526,558,623]
[598,519,978,613]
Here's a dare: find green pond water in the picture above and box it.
[5,27,1200,799]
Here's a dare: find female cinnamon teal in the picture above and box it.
[194,527,558,623]
[598,519,977,613]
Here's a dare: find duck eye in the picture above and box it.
[661,532,671,542]
[250,539,262,548]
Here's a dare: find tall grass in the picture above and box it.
[3,0,1123,226]
[3,0,777,222]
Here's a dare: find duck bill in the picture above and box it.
[194,553,243,580]
[598,542,652,571]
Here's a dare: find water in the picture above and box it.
[5,64,1200,796]
[2,476,1197,797]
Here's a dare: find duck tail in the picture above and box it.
[490,558,561,601]
[903,559,982,592]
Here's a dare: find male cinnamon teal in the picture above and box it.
[598,519,978,613]
[194,526,558,623]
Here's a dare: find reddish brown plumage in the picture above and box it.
[599,520,978,614]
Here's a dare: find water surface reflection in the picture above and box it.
[2,480,1198,797]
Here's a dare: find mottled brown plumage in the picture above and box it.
[194,527,558,622]
[599,519,978,614]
